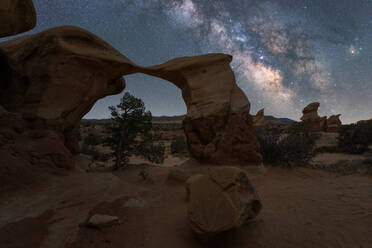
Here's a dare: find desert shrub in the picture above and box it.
[338,124,371,154]
[83,133,103,147]
[255,125,316,166]
[313,146,341,154]
[170,135,188,154]
[80,143,109,162]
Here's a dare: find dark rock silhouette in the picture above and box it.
[0,0,36,37]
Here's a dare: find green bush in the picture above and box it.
[170,135,188,154]
[338,124,371,154]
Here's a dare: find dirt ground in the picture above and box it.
[0,157,371,248]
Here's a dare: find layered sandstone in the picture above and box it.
[326,114,342,133]
[300,102,327,132]
[0,0,36,37]
[0,26,136,131]
[0,26,138,171]
[138,54,262,165]
[300,102,342,133]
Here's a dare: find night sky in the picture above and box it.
[2,0,372,123]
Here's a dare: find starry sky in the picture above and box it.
[2,0,372,123]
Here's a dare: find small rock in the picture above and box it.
[86,214,120,228]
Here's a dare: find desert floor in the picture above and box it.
[0,156,371,248]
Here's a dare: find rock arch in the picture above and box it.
[0,26,262,167]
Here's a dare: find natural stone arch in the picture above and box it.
[0,26,262,167]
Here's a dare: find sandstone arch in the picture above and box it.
[0,26,262,167]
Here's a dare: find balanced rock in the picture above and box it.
[0,0,36,37]
[139,54,262,165]
[253,108,265,126]
[326,114,342,133]
[186,167,262,237]
[300,102,327,132]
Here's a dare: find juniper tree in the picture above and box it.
[106,92,165,170]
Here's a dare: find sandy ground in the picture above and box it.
[0,157,371,248]
[311,153,367,165]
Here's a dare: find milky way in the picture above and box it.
[2,0,372,123]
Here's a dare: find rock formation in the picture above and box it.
[253,108,265,126]
[357,118,372,125]
[0,26,136,131]
[300,102,327,132]
[139,54,262,165]
[0,26,138,172]
[0,0,36,37]
[186,167,262,237]
[326,114,342,133]
[300,102,342,133]
[1,26,262,169]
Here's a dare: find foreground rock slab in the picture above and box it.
[186,167,262,237]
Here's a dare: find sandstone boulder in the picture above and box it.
[0,0,36,37]
[300,102,327,132]
[327,114,342,133]
[186,167,262,237]
[253,108,265,126]
[139,54,262,165]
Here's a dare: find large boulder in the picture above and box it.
[300,102,327,132]
[139,54,262,165]
[0,0,36,38]
[186,167,262,237]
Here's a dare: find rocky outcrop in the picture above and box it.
[0,0,36,37]
[139,54,262,165]
[186,167,262,237]
[357,119,372,126]
[300,102,342,133]
[326,114,342,133]
[0,26,136,131]
[0,26,138,171]
[253,108,265,126]
[300,102,327,132]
